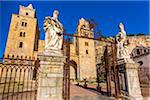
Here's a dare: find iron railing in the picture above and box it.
[0,55,40,100]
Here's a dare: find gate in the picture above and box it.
[0,55,40,100]
[62,38,70,100]
[62,33,121,99]
[103,44,120,98]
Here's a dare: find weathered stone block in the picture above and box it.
[39,77,56,87]
[56,78,63,87]
[50,87,57,94]
[124,62,143,100]
[36,52,65,100]
[37,87,50,100]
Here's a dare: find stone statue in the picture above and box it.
[115,23,143,100]
[116,22,130,59]
[43,10,63,52]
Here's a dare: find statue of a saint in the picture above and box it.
[116,23,130,59]
[43,10,63,52]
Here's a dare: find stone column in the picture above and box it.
[125,62,143,100]
[36,52,65,100]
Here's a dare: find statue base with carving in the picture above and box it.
[116,23,143,100]
[118,58,143,100]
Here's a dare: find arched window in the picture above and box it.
[25,22,27,27]
[86,50,88,54]
[21,21,27,27]
[21,22,24,26]
[19,42,23,48]
[23,32,26,37]
[137,49,140,55]
[85,42,89,46]
[20,32,22,37]
[81,25,86,29]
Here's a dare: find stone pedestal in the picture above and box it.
[36,52,65,100]
[121,60,143,100]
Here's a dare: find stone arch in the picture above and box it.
[130,46,150,96]
[70,60,78,80]
[130,46,147,58]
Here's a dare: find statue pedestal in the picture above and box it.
[36,51,65,100]
[118,59,143,100]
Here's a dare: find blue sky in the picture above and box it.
[0,1,149,58]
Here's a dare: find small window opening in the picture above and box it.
[86,50,88,54]
[137,49,140,55]
[23,32,25,37]
[26,12,28,15]
[21,22,24,26]
[85,42,89,46]
[138,61,143,66]
[20,32,22,37]
[19,42,23,48]
[25,23,27,27]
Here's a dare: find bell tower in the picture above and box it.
[76,18,96,80]
[4,4,40,57]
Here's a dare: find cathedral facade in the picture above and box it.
[4,4,96,81]
[4,4,150,82]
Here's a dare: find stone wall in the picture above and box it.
[37,53,65,100]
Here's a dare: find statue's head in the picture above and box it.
[53,10,59,20]
[119,22,124,32]
[43,10,63,34]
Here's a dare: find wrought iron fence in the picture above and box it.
[0,55,40,100]
[62,38,70,100]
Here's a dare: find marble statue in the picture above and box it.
[116,23,143,100]
[43,10,63,51]
[116,22,130,59]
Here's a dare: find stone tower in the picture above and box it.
[5,4,40,57]
[76,18,96,80]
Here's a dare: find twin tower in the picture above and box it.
[5,4,96,80]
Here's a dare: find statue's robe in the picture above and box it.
[44,17,63,50]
